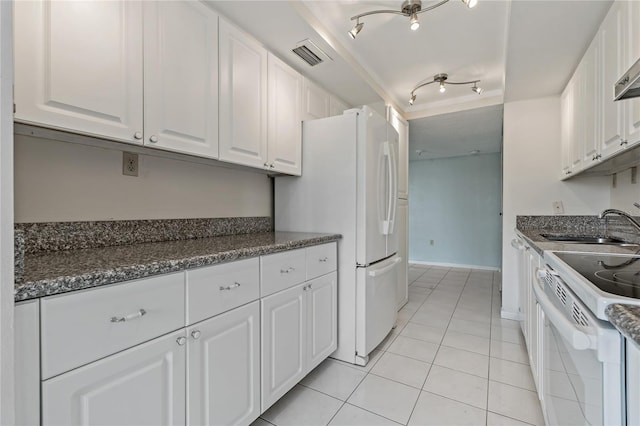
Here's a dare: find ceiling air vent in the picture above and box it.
[292,39,332,67]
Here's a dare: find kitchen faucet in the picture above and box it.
[599,208,640,232]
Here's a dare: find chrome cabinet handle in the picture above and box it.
[191,330,201,340]
[270,163,275,168]
[621,139,628,146]
[303,284,313,291]
[176,336,187,346]
[149,135,158,143]
[111,308,146,323]
[319,257,329,263]
[219,282,241,291]
[264,163,269,168]
[133,131,143,140]
[280,267,295,274]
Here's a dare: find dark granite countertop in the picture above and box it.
[15,231,341,302]
[606,304,640,348]
[516,228,640,257]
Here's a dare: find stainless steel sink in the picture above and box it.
[540,234,639,246]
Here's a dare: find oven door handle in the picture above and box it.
[533,269,596,351]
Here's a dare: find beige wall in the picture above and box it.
[501,96,611,318]
[14,135,272,222]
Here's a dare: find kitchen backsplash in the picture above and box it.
[517,215,640,244]
[16,216,273,254]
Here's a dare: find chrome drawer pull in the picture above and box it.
[219,282,241,291]
[110,308,146,323]
[319,257,329,263]
[280,267,295,274]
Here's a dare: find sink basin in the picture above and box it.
[540,234,639,246]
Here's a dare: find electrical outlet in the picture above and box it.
[429,240,434,246]
[122,152,138,177]
[552,201,564,215]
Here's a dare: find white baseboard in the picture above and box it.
[500,309,520,321]
[409,260,500,271]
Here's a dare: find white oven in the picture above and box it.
[534,267,624,425]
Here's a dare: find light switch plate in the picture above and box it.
[552,201,564,214]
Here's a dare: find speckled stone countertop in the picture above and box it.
[606,304,640,348]
[15,231,340,302]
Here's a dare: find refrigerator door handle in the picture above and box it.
[382,142,394,235]
[388,141,398,234]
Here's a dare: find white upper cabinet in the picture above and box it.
[219,18,269,168]
[143,2,219,158]
[599,1,625,158]
[302,78,330,121]
[581,39,600,165]
[561,83,573,178]
[623,0,640,146]
[267,53,302,176]
[14,1,144,143]
[329,96,349,117]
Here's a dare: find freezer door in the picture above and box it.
[355,255,400,360]
[356,107,392,265]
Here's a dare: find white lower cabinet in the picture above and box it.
[261,282,307,411]
[22,244,337,425]
[43,329,187,426]
[187,301,260,426]
[261,271,337,412]
[306,273,338,372]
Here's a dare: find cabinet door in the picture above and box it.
[219,19,268,168]
[624,0,640,147]
[15,301,40,426]
[143,2,219,158]
[599,2,625,158]
[302,78,330,121]
[581,39,600,165]
[43,330,186,426]
[261,283,306,412]
[560,84,573,178]
[570,73,584,171]
[396,198,409,310]
[306,272,338,371]
[267,53,302,175]
[329,96,349,117]
[14,0,144,144]
[188,302,260,426]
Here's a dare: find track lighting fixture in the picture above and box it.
[408,73,482,105]
[409,13,419,31]
[348,0,477,39]
[349,19,364,39]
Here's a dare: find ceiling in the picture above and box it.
[208,0,613,156]
[409,104,503,161]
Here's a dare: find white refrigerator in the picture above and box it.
[275,106,400,366]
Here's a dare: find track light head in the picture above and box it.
[349,21,364,39]
[462,0,478,8]
[439,81,446,93]
[409,13,419,31]
[472,83,483,94]
[409,93,416,105]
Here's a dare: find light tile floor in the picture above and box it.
[254,265,544,426]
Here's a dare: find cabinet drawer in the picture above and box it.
[186,258,259,325]
[260,248,306,297]
[41,273,185,379]
[306,243,337,280]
